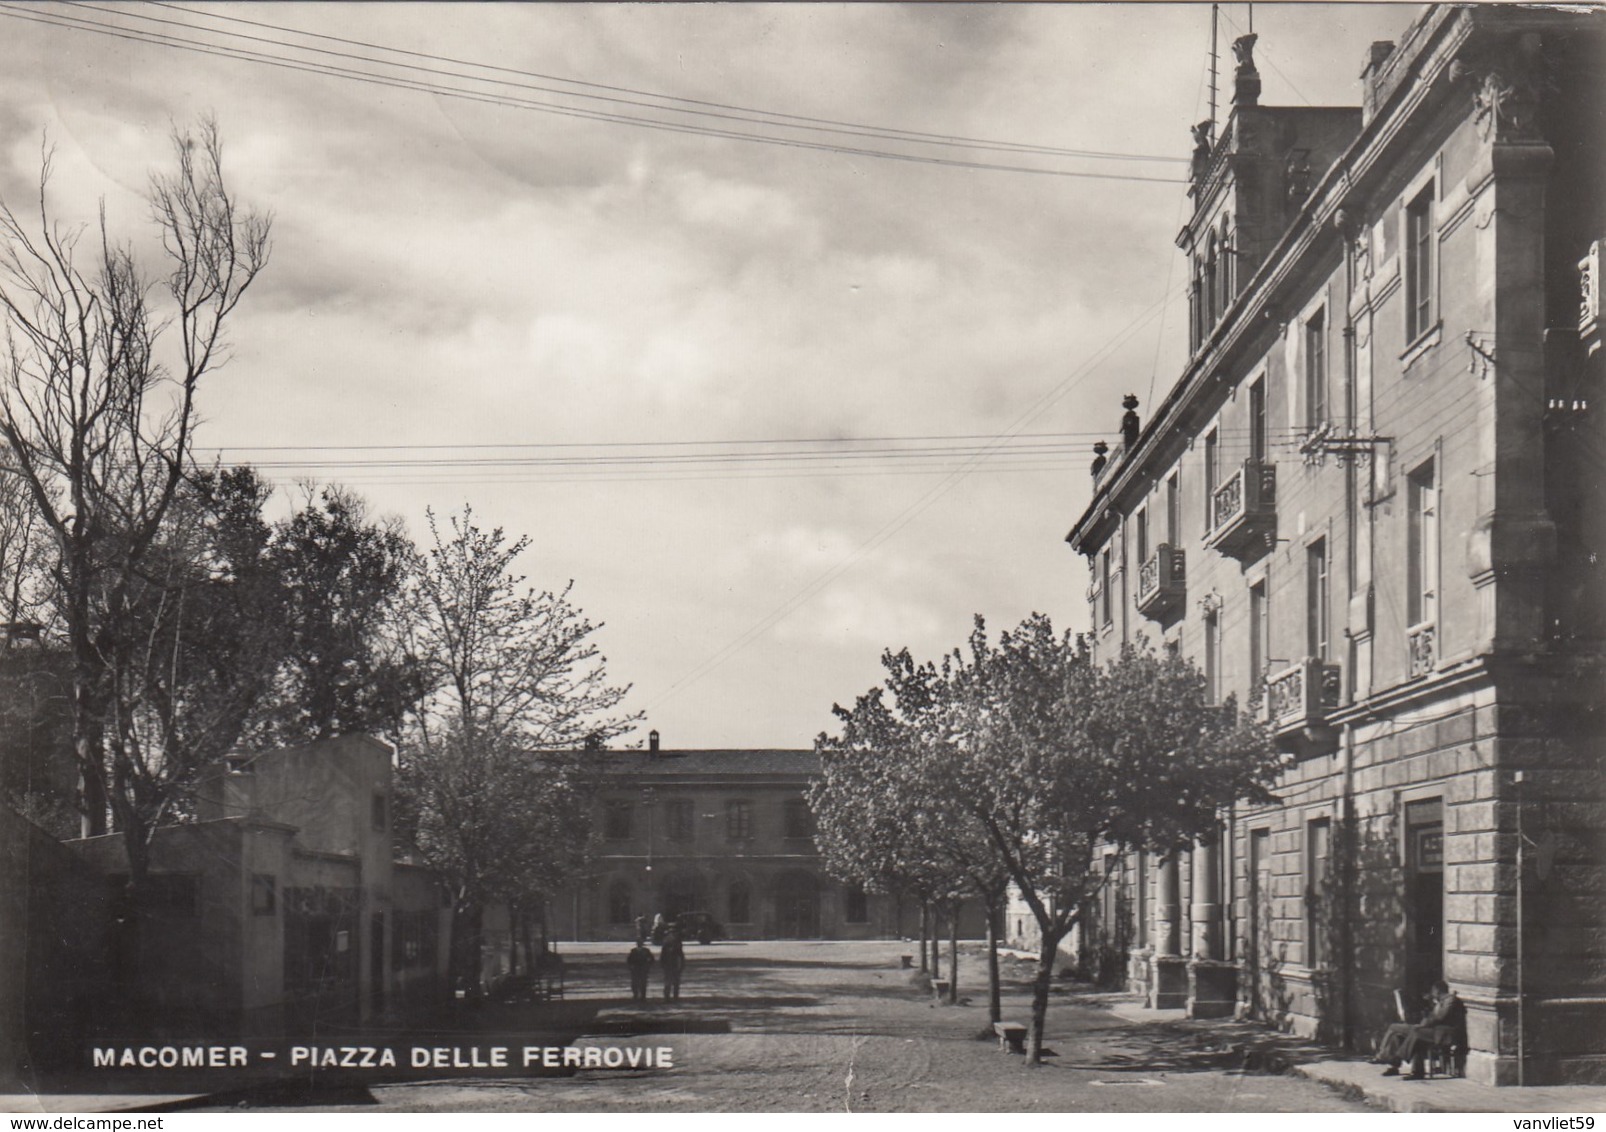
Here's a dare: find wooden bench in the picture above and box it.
[994,1022,1027,1054]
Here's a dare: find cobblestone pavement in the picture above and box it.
[237,939,1375,1113]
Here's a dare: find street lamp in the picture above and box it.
[642,786,656,874]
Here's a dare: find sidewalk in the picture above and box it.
[1091,990,1606,1114]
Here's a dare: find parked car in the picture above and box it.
[671,911,722,945]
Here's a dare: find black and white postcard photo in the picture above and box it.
[1,1,1603,1121]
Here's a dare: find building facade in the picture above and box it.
[552,737,909,942]
[68,735,450,1037]
[1067,7,1604,1085]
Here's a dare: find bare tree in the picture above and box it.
[0,118,270,871]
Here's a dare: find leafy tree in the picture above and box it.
[812,652,1008,1012]
[398,505,638,983]
[246,484,423,746]
[818,614,1279,1064]
[965,619,1278,1062]
[0,118,270,872]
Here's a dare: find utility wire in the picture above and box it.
[0,5,1189,183]
[644,296,1172,713]
[115,0,1188,165]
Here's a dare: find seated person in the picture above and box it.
[1373,981,1465,1079]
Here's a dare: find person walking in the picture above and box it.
[626,940,654,1002]
[660,928,686,1001]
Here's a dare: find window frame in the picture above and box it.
[603,799,634,842]
[665,797,695,843]
[1407,458,1439,629]
[1405,182,1436,344]
[1307,536,1330,662]
[1305,307,1328,432]
[726,799,753,841]
[1306,815,1332,970]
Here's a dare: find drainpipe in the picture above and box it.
[1515,770,1525,1086]
[1340,721,1356,1050]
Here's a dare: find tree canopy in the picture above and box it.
[812,613,1279,1062]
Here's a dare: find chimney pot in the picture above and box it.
[649,729,660,755]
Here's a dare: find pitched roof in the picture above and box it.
[592,748,818,779]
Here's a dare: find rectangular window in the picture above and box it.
[784,797,814,840]
[726,800,753,841]
[1135,507,1149,566]
[1204,610,1221,704]
[1249,378,1267,464]
[666,798,695,842]
[1305,309,1327,430]
[1100,549,1113,627]
[1166,472,1181,546]
[1204,429,1219,527]
[1406,185,1435,341]
[371,792,387,833]
[251,873,277,916]
[1249,580,1268,686]
[603,800,633,841]
[1307,538,1330,661]
[1307,817,1332,969]
[1407,460,1438,627]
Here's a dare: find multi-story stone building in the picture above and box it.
[1067,6,1604,1085]
[552,734,911,942]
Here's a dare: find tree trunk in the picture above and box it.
[508,901,522,977]
[450,898,485,992]
[1027,931,1065,1065]
[985,899,1002,1025]
[947,899,959,1004]
[918,902,929,974]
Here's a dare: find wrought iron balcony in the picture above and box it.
[1205,459,1277,560]
[1407,621,1436,678]
[1135,544,1186,621]
[1263,657,1343,752]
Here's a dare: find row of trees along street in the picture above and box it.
[0,122,638,1001]
[810,615,1284,1064]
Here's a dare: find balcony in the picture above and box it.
[1205,459,1277,560]
[1263,657,1343,753]
[1407,621,1436,678]
[1135,544,1186,621]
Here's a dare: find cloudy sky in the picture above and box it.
[0,2,1416,749]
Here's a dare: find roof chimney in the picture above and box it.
[648,729,660,756]
[1361,40,1396,125]
[1232,34,1261,108]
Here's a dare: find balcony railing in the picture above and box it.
[1407,621,1436,678]
[1135,544,1186,621]
[1205,459,1277,560]
[1263,658,1342,750]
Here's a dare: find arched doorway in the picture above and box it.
[773,870,820,938]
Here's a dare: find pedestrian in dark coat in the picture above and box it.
[626,941,654,1002]
[660,929,686,1000]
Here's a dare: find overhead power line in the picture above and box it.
[130,0,1188,165]
[0,4,1190,184]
